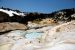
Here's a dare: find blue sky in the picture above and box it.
[0,0,75,13]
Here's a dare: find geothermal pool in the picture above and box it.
[7,30,43,40]
[25,32,43,40]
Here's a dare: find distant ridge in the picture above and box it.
[0,7,75,24]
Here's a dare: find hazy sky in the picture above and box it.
[0,0,75,13]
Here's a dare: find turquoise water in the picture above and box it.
[25,32,43,40]
[10,30,43,40]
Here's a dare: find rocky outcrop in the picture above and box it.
[0,22,27,33]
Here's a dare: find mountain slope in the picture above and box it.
[0,7,75,24]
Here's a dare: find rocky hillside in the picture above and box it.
[0,7,75,24]
[48,8,75,21]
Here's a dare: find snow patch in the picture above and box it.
[0,9,25,17]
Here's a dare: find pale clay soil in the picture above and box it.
[0,20,75,50]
